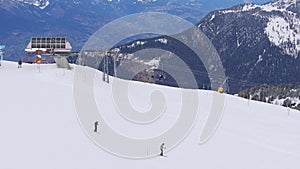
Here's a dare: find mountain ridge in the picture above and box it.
[107,0,300,93]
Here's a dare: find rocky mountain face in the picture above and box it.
[198,0,300,93]
[111,0,300,93]
[238,84,300,111]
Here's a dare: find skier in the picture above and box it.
[160,143,166,156]
[0,50,3,66]
[18,59,22,68]
[0,45,4,66]
[94,121,99,133]
[0,53,2,66]
[35,55,42,72]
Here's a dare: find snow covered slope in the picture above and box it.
[0,61,300,169]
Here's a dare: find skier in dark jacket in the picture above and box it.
[0,53,3,66]
[94,121,99,133]
[160,143,166,156]
[18,59,22,68]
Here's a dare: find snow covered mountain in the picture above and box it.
[0,60,300,169]
[199,0,300,91]
[207,0,300,58]
[112,0,300,93]
[0,0,49,10]
[0,0,205,59]
[14,0,50,9]
[0,0,273,61]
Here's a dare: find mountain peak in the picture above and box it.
[211,0,299,58]
[9,0,50,9]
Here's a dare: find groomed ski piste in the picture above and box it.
[0,60,300,169]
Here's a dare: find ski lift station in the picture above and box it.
[25,37,72,69]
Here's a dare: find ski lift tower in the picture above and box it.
[97,50,117,83]
[25,37,72,69]
[79,49,119,83]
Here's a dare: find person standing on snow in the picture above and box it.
[0,51,3,66]
[0,54,2,66]
[94,121,99,133]
[0,45,4,66]
[18,59,22,68]
[160,143,166,156]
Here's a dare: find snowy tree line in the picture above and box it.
[238,84,300,111]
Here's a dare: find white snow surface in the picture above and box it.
[127,40,146,48]
[264,15,300,57]
[137,0,157,2]
[260,0,298,12]
[0,61,300,169]
[14,0,50,9]
[272,96,300,106]
[209,14,215,22]
[108,0,157,3]
[155,38,168,44]
[143,57,160,68]
[242,3,259,12]
[220,0,298,14]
